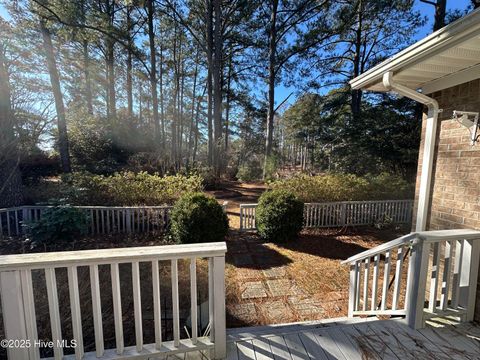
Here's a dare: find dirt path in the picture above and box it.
[206,181,267,229]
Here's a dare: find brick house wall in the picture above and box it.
[413,78,480,321]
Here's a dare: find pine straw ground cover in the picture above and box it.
[225,226,410,327]
[0,226,408,357]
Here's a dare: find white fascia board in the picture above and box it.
[350,8,480,91]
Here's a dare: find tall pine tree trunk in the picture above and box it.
[159,41,165,149]
[264,0,278,178]
[105,0,116,118]
[39,18,71,173]
[83,40,93,115]
[212,0,223,176]
[0,43,23,207]
[126,5,133,117]
[206,0,214,166]
[147,0,161,147]
[351,0,363,117]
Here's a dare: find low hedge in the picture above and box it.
[26,171,204,206]
[256,190,304,242]
[269,173,414,202]
[169,193,229,244]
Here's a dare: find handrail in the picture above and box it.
[0,242,228,359]
[343,228,480,330]
[341,233,417,265]
[0,242,227,270]
[341,229,480,265]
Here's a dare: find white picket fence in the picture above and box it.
[239,200,414,231]
[0,203,228,238]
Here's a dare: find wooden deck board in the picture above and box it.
[226,319,480,360]
[252,338,274,360]
[268,336,293,360]
[297,332,330,360]
[352,322,399,360]
[312,329,347,360]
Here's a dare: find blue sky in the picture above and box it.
[275,0,473,107]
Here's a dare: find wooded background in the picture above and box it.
[0,0,477,207]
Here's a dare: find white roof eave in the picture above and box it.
[350,8,480,92]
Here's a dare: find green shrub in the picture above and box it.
[24,206,88,250]
[236,160,263,182]
[60,171,203,206]
[269,173,413,202]
[256,190,304,242]
[169,193,229,244]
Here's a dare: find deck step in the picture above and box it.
[227,316,386,341]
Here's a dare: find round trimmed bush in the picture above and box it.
[256,190,304,242]
[170,192,229,243]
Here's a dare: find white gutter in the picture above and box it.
[382,72,440,231]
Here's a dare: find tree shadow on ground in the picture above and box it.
[276,227,402,261]
[226,230,293,270]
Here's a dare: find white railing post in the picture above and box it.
[405,238,430,329]
[0,271,30,360]
[348,262,358,317]
[239,205,244,231]
[212,255,226,359]
[341,202,347,226]
[459,239,480,321]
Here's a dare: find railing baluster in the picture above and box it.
[132,261,143,352]
[363,258,370,311]
[348,262,359,316]
[152,260,162,349]
[371,255,380,311]
[381,250,391,311]
[428,242,441,312]
[212,256,226,358]
[45,268,63,360]
[355,260,361,311]
[171,258,180,347]
[392,247,404,311]
[6,210,11,236]
[190,257,198,344]
[14,210,19,235]
[89,264,104,356]
[111,263,124,354]
[20,269,40,360]
[451,239,465,308]
[440,240,453,310]
[67,266,84,360]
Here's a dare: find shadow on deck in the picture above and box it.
[222,317,480,360]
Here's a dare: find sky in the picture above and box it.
[275,0,473,107]
[0,0,474,108]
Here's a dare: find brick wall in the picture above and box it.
[413,79,480,321]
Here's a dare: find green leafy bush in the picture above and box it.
[24,206,88,250]
[169,193,229,244]
[236,160,263,182]
[269,173,413,202]
[256,190,304,242]
[60,171,203,206]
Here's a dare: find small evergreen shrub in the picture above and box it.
[170,193,229,244]
[24,205,88,250]
[256,190,304,242]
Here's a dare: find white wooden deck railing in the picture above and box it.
[0,242,227,360]
[239,200,413,231]
[342,229,480,329]
[0,203,228,238]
